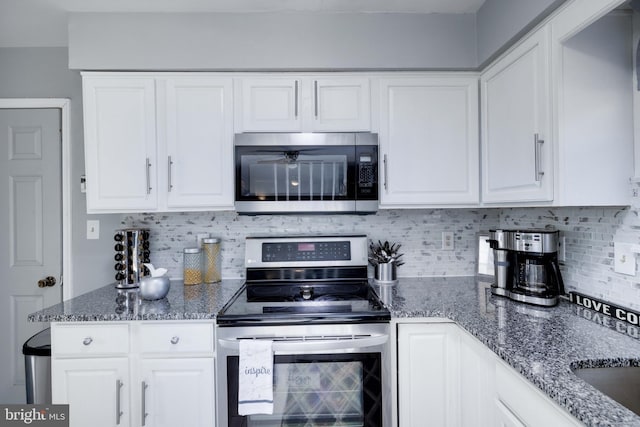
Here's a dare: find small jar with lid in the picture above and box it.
[202,238,222,283]
[183,247,202,285]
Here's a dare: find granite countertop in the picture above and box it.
[372,277,640,427]
[28,279,244,322]
[29,276,640,426]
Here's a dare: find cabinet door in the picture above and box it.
[397,323,460,427]
[481,27,553,203]
[162,78,234,209]
[83,77,157,212]
[459,330,495,427]
[52,358,130,427]
[240,78,301,131]
[379,77,479,206]
[311,78,370,131]
[494,400,527,427]
[139,358,215,427]
[495,361,582,427]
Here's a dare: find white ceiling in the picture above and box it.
[0,0,486,48]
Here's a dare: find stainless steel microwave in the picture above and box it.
[234,133,378,214]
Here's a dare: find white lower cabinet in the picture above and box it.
[138,358,214,427]
[396,321,581,427]
[494,400,526,427]
[397,322,460,426]
[493,360,581,427]
[53,357,130,427]
[51,321,215,427]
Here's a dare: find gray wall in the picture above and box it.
[476,0,566,66]
[0,47,120,297]
[68,12,478,70]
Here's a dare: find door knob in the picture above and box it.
[37,276,56,288]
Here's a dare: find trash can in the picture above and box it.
[23,327,51,404]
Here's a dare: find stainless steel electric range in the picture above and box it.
[216,235,391,427]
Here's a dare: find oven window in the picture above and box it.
[236,146,355,201]
[228,353,382,427]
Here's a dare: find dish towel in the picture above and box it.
[238,339,274,415]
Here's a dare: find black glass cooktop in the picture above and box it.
[216,281,390,326]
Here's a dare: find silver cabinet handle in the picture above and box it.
[534,133,544,181]
[294,80,299,118]
[170,336,179,345]
[314,80,319,118]
[167,156,173,192]
[141,381,148,426]
[383,154,389,191]
[116,379,124,425]
[145,158,152,194]
[82,337,93,346]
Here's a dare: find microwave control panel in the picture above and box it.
[356,145,378,198]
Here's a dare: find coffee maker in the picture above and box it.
[488,229,564,307]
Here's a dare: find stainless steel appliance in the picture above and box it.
[216,235,391,427]
[234,133,378,214]
[488,229,565,307]
[113,228,150,288]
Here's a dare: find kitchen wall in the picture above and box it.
[121,209,500,279]
[475,0,565,66]
[0,47,120,297]
[67,2,568,71]
[68,12,478,70]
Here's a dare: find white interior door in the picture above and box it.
[0,108,62,403]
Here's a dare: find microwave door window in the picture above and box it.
[242,153,348,201]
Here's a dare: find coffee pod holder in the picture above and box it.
[113,228,151,289]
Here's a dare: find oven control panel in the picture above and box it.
[263,241,351,262]
[245,235,368,267]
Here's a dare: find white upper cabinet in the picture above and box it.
[238,76,370,132]
[160,77,234,209]
[312,77,370,131]
[240,77,302,132]
[550,0,633,206]
[481,27,553,204]
[83,76,158,212]
[378,76,480,207]
[82,73,234,213]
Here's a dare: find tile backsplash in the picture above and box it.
[500,205,640,311]
[122,203,640,311]
[122,209,500,280]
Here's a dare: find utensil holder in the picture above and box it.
[375,262,397,284]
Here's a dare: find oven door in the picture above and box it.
[216,324,391,427]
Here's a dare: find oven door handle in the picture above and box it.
[218,334,388,353]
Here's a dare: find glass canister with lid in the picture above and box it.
[202,238,222,283]
[183,247,202,285]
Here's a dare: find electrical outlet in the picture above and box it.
[87,220,100,240]
[615,243,636,276]
[442,231,454,251]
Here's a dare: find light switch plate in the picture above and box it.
[614,242,636,276]
[87,220,100,240]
